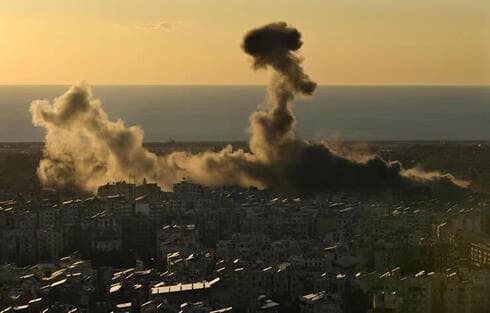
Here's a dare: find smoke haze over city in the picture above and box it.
[30,22,468,194]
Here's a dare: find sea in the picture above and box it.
[0,85,488,142]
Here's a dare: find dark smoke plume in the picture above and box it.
[243,22,316,95]
[30,22,468,194]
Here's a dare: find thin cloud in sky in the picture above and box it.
[135,20,182,31]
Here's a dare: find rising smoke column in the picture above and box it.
[244,22,315,162]
[30,22,468,194]
[239,22,466,193]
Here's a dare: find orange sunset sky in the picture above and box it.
[1,0,489,85]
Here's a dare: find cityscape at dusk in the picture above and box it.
[0,1,489,312]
